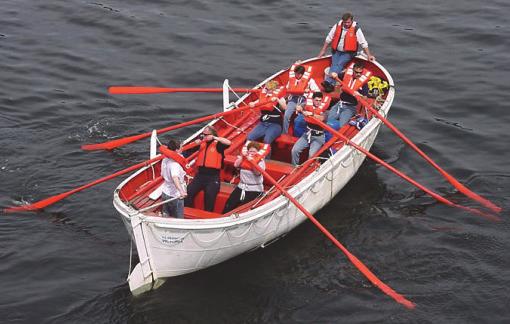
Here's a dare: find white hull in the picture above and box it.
[113,57,394,295]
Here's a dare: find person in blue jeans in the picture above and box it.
[326,62,370,141]
[317,12,375,93]
[161,138,187,218]
[247,80,287,147]
[291,92,327,165]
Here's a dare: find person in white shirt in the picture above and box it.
[318,12,375,92]
[223,142,265,213]
[161,139,187,218]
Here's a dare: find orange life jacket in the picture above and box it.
[331,21,358,52]
[303,93,331,127]
[286,65,313,95]
[341,62,372,93]
[258,86,285,111]
[196,141,223,169]
[159,145,189,171]
[238,141,271,170]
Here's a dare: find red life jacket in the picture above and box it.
[196,141,223,169]
[331,21,358,52]
[341,62,372,93]
[286,65,313,95]
[238,141,271,170]
[303,93,331,126]
[258,86,285,111]
[159,145,188,171]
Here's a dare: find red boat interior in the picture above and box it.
[118,58,388,219]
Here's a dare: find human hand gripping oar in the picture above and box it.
[81,101,265,151]
[333,75,501,213]
[108,87,260,95]
[317,119,500,222]
[246,159,416,309]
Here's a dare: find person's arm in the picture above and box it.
[356,28,375,62]
[170,164,187,198]
[214,135,232,146]
[318,25,336,57]
[234,155,242,168]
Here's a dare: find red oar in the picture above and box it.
[336,76,501,213]
[247,159,416,309]
[82,101,262,151]
[3,155,164,213]
[317,120,500,221]
[108,86,260,95]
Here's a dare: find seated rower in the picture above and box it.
[283,62,320,134]
[291,92,328,165]
[223,141,268,214]
[327,61,371,131]
[247,80,287,147]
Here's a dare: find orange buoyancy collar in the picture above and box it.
[196,141,223,169]
[258,85,286,111]
[331,20,358,52]
[239,141,271,170]
[342,62,372,92]
[286,65,313,95]
[303,93,331,126]
[159,145,189,170]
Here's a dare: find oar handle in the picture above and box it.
[247,159,416,309]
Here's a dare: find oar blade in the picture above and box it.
[81,133,150,151]
[4,192,72,213]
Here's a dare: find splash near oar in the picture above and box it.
[247,159,416,309]
[334,75,501,213]
[81,101,264,151]
[316,120,500,222]
[3,155,164,213]
[108,86,260,95]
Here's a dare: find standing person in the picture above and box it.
[327,61,371,133]
[318,12,375,93]
[223,141,266,214]
[247,80,287,145]
[283,63,320,134]
[185,126,232,212]
[291,92,328,165]
[161,139,187,218]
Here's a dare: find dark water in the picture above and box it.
[1,0,509,322]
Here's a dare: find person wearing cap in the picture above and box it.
[318,12,375,93]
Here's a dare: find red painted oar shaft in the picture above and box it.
[248,160,416,309]
[81,102,258,151]
[359,96,501,213]
[335,75,500,213]
[317,120,500,221]
[108,87,259,95]
[4,155,165,213]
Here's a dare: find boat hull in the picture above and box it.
[113,56,395,295]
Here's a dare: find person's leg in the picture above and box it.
[247,123,266,141]
[161,192,171,217]
[263,123,282,144]
[242,191,262,205]
[309,135,325,158]
[203,175,221,212]
[184,175,203,207]
[283,99,298,134]
[291,135,309,165]
[169,199,184,219]
[327,102,342,122]
[325,51,354,85]
[222,187,243,214]
[337,105,357,128]
[293,114,306,137]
